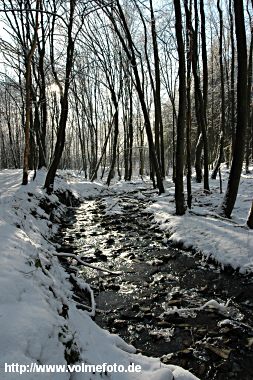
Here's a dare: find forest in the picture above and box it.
[0,0,252,221]
[0,1,253,379]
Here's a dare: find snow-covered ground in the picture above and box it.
[146,166,253,274]
[0,169,198,380]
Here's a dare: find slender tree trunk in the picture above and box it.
[22,0,40,185]
[247,200,253,228]
[200,0,208,118]
[150,0,165,177]
[193,0,202,183]
[106,1,164,193]
[245,21,253,173]
[185,1,209,191]
[185,0,192,209]
[106,105,119,186]
[37,1,47,169]
[73,85,88,176]
[125,81,133,181]
[44,0,76,193]
[91,112,115,182]
[228,0,236,163]
[220,0,248,217]
[128,91,133,180]
[212,0,225,179]
[5,95,18,168]
[174,0,186,215]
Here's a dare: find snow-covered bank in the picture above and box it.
[147,166,253,274]
[0,169,198,380]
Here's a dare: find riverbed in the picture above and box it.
[56,188,253,379]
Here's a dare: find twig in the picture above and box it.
[70,274,96,316]
[53,252,122,275]
[72,300,105,314]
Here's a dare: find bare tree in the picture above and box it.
[174,0,186,215]
[220,0,248,217]
[211,0,225,179]
[99,0,165,193]
[44,0,79,193]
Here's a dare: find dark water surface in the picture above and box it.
[56,190,253,380]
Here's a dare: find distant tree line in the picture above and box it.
[0,0,252,225]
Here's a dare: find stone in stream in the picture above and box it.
[120,311,145,322]
[107,283,120,291]
[61,222,75,229]
[57,245,74,253]
[79,255,97,263]
[139,306,151,313]
[89,231,99,236]
[94,249,108,261]
[113,319,128,328]
[132,303,140,312]
[65,236,75,242]
[157,321,171,328]
[106,238,115,245]
[97,254,108,262]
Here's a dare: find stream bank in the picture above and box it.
[56,188,253,380]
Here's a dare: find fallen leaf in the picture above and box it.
[203,343,232,359]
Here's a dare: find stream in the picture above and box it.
[56,188,253,380]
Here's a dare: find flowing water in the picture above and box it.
[56,189,253,380]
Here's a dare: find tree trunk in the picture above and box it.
[37,1,47,169]
[247,200,253,228]
[220,0,248,217]
[212,0,225,179]
[106,106,119,186]
[22,0,40,185]
[200,0,208,118]
[229,0,236,162]
[186,0,192,209]
[186,1,209,191]
[44,0,76,193]
[245,20,253,173]
[174,0,186,215]
[150,0,164,177]
[106,0,164,193]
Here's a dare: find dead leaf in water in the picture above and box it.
[203,343,232,359]
[246,337,253,348]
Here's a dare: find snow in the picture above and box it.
[0,169,198,380]
[1,165,252,379]
[162,299,231,320]
[146,165,253,274]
